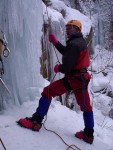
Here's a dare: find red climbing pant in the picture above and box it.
[41,73,92,112]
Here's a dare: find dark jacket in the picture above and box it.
[55,32,90,74]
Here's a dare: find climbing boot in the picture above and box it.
[75,129,94,144]
[17,113,43,131]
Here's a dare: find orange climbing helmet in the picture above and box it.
[66,20,82,31]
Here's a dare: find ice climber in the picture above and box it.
[17,20,94,144]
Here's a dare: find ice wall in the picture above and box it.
[0,0,43,109]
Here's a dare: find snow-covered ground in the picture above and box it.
[0,0,113,150]
[0,98,113,150]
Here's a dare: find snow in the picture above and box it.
[0,98,113,150]
[50,0,92,37]
[0,0,113,150]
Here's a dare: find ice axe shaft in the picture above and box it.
[0,78,11,94]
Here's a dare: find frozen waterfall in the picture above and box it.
[0,0,44,110]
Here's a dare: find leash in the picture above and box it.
[0,138,7,150]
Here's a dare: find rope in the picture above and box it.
[42,2,81,150]
[45,1,60,64]
[0,138,7,150]
[42,73,81,150]
[42,123,80,150]
[42,116,81,150]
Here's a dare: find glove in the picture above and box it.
[49,34,58,45]
[54,64,59,73]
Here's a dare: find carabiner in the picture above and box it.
[3,47,10,57]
